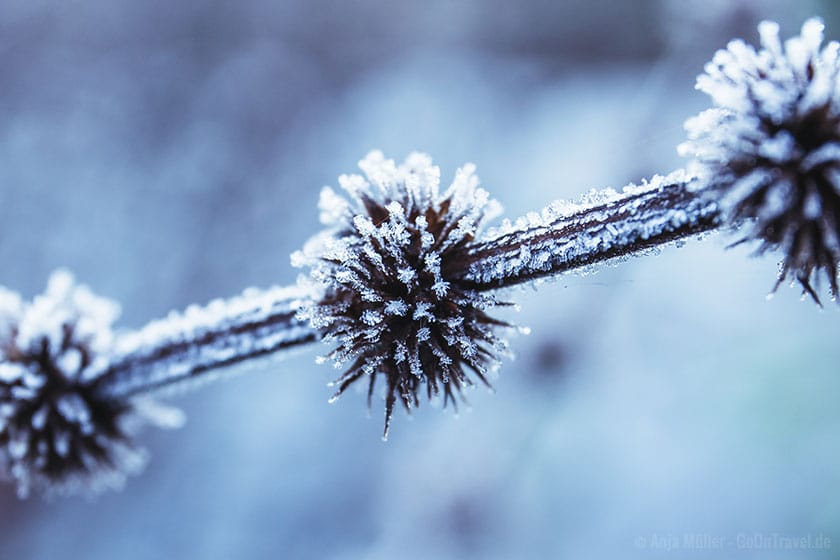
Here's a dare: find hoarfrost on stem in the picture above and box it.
[455,171,720,289]
[96,284,317,400]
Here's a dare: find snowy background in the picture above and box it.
[2,0,840,558]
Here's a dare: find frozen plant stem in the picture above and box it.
[55,175,723,403]
[453,173,720,290]
[82,174,722,402]
[93,285,319,401]
[289,157,730,443]
[89,175,723,404]
[0,278,319,497]
[3,17,840,497]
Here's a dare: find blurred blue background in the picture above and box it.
[1,0,840,558]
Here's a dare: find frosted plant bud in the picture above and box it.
[680,18,840,302]
[0,270,182,498]
[294,151,513,439]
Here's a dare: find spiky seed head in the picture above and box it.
[293,151,513,439]
[0,270,182,498]
[680,18,840,303]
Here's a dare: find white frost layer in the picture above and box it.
[98,283,318,398]
[679,18,840,186]
[462,172,717,286]
[482,169,692,241]
[0,269,118,363]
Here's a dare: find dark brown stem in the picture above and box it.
[450,177,722,290]
[93,286,320,400]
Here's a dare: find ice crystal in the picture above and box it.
[293,151,512,439]
[0,271,182,498]
[680,18,840,302]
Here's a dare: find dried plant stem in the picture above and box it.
[93,286,319,400]
[452,176,721,290]
[91,177,720,401]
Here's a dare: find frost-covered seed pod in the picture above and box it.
[293,151,515,439]
[0,271,182,498]
[681,18,840,302]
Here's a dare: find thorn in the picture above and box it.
[772,273,785,294]
[383,394,395,441]
[726,237,751,250]
[799,277,822,307]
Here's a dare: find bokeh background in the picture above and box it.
[2,0,840,558]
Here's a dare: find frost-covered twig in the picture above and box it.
[457,18,840,296]
[452,171,721,289]
[2,18,840,498]
[93,285,318,400]
[0,274,317,498]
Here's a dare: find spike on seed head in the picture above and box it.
[0,270,182,498]
[680,18,840,303]
[293,151,514,439]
